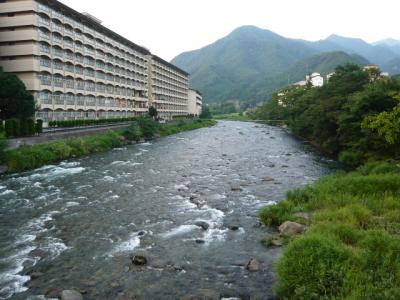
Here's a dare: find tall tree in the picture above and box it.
[0,68,36,120]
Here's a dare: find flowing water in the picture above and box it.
[0,121,336,299]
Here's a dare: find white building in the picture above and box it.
[187,89,202,116]
[306,72,324,87]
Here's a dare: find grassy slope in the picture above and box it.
[4,119,216,173]
[260,161,400,299]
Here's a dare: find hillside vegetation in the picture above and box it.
[253,64,400,167]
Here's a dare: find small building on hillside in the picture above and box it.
[306,72,324,87]
[187,89,202,116]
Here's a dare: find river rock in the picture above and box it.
[246,258,260,272]
[231,187,243,192]
[261,176,274,182]
[131,255,147,266]
[195,239,205,244]
[278,221,305,236]
[137,231,146,236]
[228,225,240,231]
[268,164,275,168]
[60,290,83,300]
[195,221,210,230]
[29,271,44,280]
[29,248,47,259]
[181,289,220,300]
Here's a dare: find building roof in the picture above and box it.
[152,55,189,76]
[38,0,150,55]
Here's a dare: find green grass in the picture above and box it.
[260,161,400,299]
[4,118,217,173]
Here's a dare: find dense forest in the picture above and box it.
[252,64,400,168]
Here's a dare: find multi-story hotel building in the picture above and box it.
[0,0,193,123]
[148,55,189,120]
[187,88,202,117]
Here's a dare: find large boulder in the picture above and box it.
[60,290,83,300]
[246,258,260,272]
[278,221,305,236]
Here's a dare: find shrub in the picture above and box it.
[123,123,143,142]
[136,117,159,138]
[259,201,295,226]
[0,120,3,133]
[4,119,20,138]
[276,234,351,299]
[339,150,364,169]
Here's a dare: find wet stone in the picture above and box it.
[246,258,260,272]
[195,239,205,244]
[131,255,147,266]
[228,225,240,231]
[195,221,210,230]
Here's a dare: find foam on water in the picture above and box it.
[66,201,80,207]
[109,233,141,255]
[161,225,199,239]
[0,190,15,196]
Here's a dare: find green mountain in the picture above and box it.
[171,26,396,105]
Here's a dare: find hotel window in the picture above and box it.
[52,33,63,44]
[65,50,74,61]
[65,63,74,73]
[65,93,75,105]
[85,96,96,106]
[85,68,95,77]
[53,22,64,33]
[40,57,51,68]
[39,16,50,26]
[39,29,50,40]
[85,81,95,92]
[75,54,84,64]
[85,46,95,55]
[39,91,52,104]
[75,66,84,75]
[76,95,84,106]
[76,80,84,90]
[54,60,63,71]
[53,93,64,105]
[54,75,63,88]
[106,74,114,82]
[53,47,63,58]
[40,43,51,54]
[38,73,51,85]
[65,78,74,89]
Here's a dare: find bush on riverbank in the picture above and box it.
[260,161,400,299]
[6,131,122,172]
[4,118,217,173]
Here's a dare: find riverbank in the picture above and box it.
[260,160,400,299]
[3,118,216,174]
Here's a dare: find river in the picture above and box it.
[0,121,336,299]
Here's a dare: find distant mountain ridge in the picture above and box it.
[171,26,400,105]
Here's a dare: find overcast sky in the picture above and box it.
[60,0,400,61]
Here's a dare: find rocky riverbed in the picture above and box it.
[0,121,336,299]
